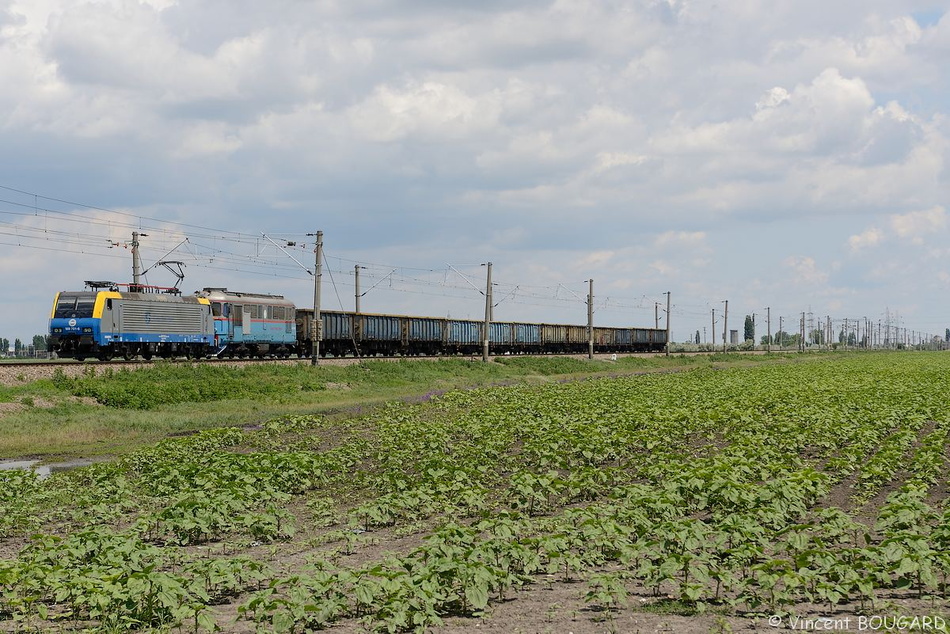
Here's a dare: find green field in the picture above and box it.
[0,354,779,457]
[1,353,948,632]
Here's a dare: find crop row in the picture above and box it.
[1,353,949,631]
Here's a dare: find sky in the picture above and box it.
[1,0,949,347]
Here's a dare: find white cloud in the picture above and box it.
[654,231,707,248]
[848,227,885,251]
[172,121,243,158]
[783,256,829,286]
[755,87,790,111]
[650,260,674,276]
[889,206,947,243]
[349,81,501,142]
[576,250,614,268]
[594,152,647,171]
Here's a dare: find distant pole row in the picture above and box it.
[304,232,676,363]
[306,233,943,364]
[709,301,943,352]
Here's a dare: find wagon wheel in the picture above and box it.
[123,349,134,361]
[97,351,114,362]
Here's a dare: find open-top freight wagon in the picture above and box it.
[296,309,667,357]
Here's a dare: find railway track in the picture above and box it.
[0,357,307,369]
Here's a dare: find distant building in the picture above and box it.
[730,330,739,344]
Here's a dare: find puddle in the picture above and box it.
[0,458,95,479]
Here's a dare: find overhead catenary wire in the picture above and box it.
[0,192,665,313]
[5,208,933,337]
[2,184,945,344]
[0,185,272,239]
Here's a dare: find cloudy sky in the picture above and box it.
[1,0,949,347]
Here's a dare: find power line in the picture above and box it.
[2,185,946,339]
[0,184,274,239]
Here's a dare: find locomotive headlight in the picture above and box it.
[52,328,63,333]
[82,327,93,333]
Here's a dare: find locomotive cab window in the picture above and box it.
[75,296,95,316]
[54,294,95,319]
[53,296,76,318]
[233,306,243,325]
[211,302,222,317]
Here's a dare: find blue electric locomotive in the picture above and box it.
[49,282,214,361]
[196,288,297,358]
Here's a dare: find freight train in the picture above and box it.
[48,283,667,361]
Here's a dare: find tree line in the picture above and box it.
[1,335,50,357]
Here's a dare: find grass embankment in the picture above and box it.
[0,352,799,458]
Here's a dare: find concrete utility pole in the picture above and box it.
[712,308,716,346]
[354,265,362,314]
[665,291,671,357]
[482,262,492,362]
[800,312,805,352]
[655,302,660,329]
[311,231,323,366]
[766,307,771,353]
[722,300,728,353]
[587,279,594,360]
[131,231,147,291]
